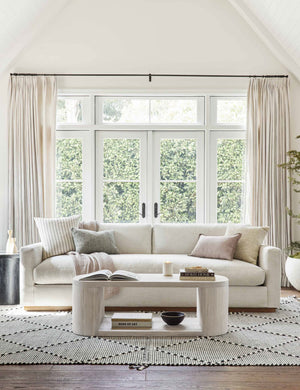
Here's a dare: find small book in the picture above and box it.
[111,321,152,329]
[111,313,152,329]
[180,275,215,281]
[180,269,215,277]
[79,270,139,281]
[184,266,209,273]
[111,313,153,321]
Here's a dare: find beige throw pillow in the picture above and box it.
[225,224,269,265]
[190,233,242,260]
[35,215,80,259]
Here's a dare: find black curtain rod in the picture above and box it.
[10,73,289,82]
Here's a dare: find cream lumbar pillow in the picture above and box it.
[35,215,80,259]
[225,224,269,265]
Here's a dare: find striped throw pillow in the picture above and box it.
[35,215,80,259]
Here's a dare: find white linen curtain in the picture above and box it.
[247,77,291,286]
[8,76,57,247]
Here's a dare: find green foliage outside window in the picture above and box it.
[217,139,245,223]
[56,136,245,224]
[56,138,83,217]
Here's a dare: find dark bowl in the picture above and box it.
[161,311,185,326]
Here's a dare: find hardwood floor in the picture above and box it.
[0,288,299,390]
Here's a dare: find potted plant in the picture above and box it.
[279,135,300,290]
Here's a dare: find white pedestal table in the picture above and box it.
[72,274,229,337]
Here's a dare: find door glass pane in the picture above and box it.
[103,138,140,222]
[160,138,197,223]
[160,182,196,223]
[151,99,197,124]
[57,96,90,124]
[56,138,83,217]
[103,138,139,180]
[217,138,245,223]
[160,139,196,180]
[103,182,139,223]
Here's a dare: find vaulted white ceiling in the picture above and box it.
[229,0,300,80]
[0,0,70,73]
[0,0,300,80]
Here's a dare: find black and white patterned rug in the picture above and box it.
[0,297,299,366]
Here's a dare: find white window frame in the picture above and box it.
[56,131,93,219]
[56,90,247,224]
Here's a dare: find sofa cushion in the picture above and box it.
[226,224,269,265]
[152,224,227,254]
[33,254,75,284]
[190,233,241,260]
[71,228,119,254]
[33,254,265,286]
[34,215,80,259]
[98,224,152,254]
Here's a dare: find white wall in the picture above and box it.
[0,0,299,247]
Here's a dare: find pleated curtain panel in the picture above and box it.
[247,78,291,286]
[8,75,57,247]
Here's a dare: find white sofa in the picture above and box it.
[20,223,281,310]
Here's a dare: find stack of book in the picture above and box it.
[179,266,215,281]
[111,313,152,329]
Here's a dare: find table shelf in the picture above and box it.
[97,316,204,336]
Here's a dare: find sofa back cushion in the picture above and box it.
[152,224,227,254]
[98,223,152,254]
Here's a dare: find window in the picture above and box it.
[56,94,246,223]
[96,96,204,124]
[210,96,247,128]
[57,96,91,125]
[55,131,92,219]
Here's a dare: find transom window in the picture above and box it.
[56,94,246,224]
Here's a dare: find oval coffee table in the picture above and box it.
[72,274,229,337]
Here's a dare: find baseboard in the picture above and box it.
[23,305,277,313]
[24,306,72,311]
[229,307,276,313]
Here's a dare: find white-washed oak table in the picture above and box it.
[72,274,229,337]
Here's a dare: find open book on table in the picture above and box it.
[79,269,140,281]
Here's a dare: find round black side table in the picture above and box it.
[0,253,20,305]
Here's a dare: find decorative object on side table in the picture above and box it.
[161,311,185,326]
[279,135,300,290]
[5,230,18,254]
[163,261,173,276]
[0,252,20,304]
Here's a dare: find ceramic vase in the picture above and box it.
[6,230,18,254]
[285,256,300,291]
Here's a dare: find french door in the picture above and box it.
[96,131,205,224]
[152,132,204,223]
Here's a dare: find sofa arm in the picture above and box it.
[20,243,43,305]
[258,245,281,308]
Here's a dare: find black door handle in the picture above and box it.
[154,202,159,218]
[141,203,146,218]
